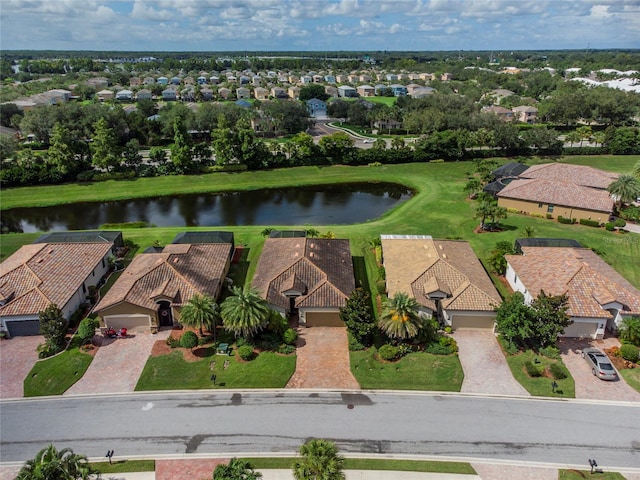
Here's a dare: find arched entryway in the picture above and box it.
[157,301,174,327]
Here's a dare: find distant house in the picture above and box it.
[324,86,338,98]
[97,89,114,101]
[357,85,375,97]
[209,76,220,84]
[306,98,327,118]
[411,87,435,98]
[300,75,313,84]
[288,86,300,99]
[324,75,336,84]
[335,75,348,83]
[482,105,514,122]
[162,88,177,101]
[441,72,453,81]
[373,119,402,131]
[512,105,538,124]
[389,84,408,97]
[337,85,358,98]
[374,84,390,96]
[218,87,231,100]
[157,76,168,85]
[236,87,251,99]
[385,74,399,82]
[252,238,356,327]
[129,77,142,87]
[239,76,250,85]
[271,87,288,99]
[143,77,155,85]
[200,87,214,101]
[254,87,269,100]
[115,89,133,101]
[170,76,181,86]
[87,77,109,89]
[197,76,207,85]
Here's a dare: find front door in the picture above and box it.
[158,301,173,327]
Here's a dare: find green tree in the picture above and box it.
[90,117,120,171]
[148,146,168,165]
[489,241,516,275]
[17,444,95,480]
[180,293,219,338]
[170,117,193,174]
[464,178,483,198]
[213,458,262,480]
[47,123,76,175]
[221,286,271,338]
[633,160,640,180]
[293,439,345,480]
[77,318,98,343]
[299,84,329,102]
[39,304,68,353]
[339,288,375,346]
[495,292,534,349]
[122,139,143,169]
[529,291,571,348]
[607,174,640,208]
[474,198,495,227]
[619,316,640,346]
[318,132,355,164]
[378,292,423,340]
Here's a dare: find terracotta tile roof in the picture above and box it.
[506,247,640,319]
[381,235,501,313]
[95,243,232,312]
[252,238,355,310]
[0,243,113,317]
[497,178,614,213]
[521,163,618,190]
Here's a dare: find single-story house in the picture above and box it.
[505,245,640,338]
[94,233,234,333]
[97,89,114,101]
[0,239,115,337]
[252,238,355,327]
[116,89,133,101]
[519,163,618,190]
[381,235,501,330]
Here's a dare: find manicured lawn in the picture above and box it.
[135,349,295,390]
[504,350,575,398]
[350,349,463,391]
[244,457,475,474]
[90,460,155,474]
[365,96,398,107]
[24,336,94,397]
[558,469,626,479]
[619,367,640,393]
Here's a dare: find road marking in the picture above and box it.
[141,402,154,411]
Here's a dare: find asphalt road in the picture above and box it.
[1,391,639,468]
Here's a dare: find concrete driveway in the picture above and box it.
[286,327,360,389]
[65,329,170,396]
[454,330,529,396]
[558,337,640,402]
[0,336,43,399]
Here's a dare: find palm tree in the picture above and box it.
[607,174,640,208]
[633,160,640,180]
[17,444,95,480]
[293,439,345,480]
[213,457,262,480]
[221,286,270,338]
[180,293,219,338]
[378,292,423,340]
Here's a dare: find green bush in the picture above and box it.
[277,344,295,355]
[539,345,560,359]
[620,344,639,363]
[549,362,568,380]
[546,213,553,219]
[614,218,627,228]
[348,333,366,351]
[424,343,452,355]
[283,328,298,345]
[77,318,98,342]
[235,337,249,348]
[579,218,600,227]
[375,279,386,294]
[378,344,400,361]
[524,360,542,377]
[238,345,254,361]
[605,222,615,231]
[438,335,458,354]
[179,331,198,349]
[497,335,519,355]
[198,335,215,346]
[557,216,576,224]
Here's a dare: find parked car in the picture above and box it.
[362,138,373,143]
[581,348,618,380]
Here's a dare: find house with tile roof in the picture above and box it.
[0,241,114,337]
[505,245,640,338]
[94,236,233,333]
[497,163,617,222]
[251,238,355,327]
[380,235,501,330]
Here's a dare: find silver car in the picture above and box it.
[581,347,618,381]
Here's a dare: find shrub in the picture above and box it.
[438,335,458,354]
[277,344,295,355]
[524,360,542,377]
[378,344,400,361]
[375,279,386,294]
[620,344,639,363]
[605,222,615,231]
[166,336,180,348]
[256,332,281,351]
[37,342,63,359]
[180,331,198,349]
[77,318,98,342]
[235,336,249,348]
[348,333,365,351]
[238,345,254,361]
[557,216,575,224]
[549,362,568,380]
[497,335,519,355]
[614,218,626,228]
[579,218,600,227]
[425,343,452,355]
[546,213,553,219]
[198,335,215,346]
[539,345,560,360]
[283,328,298,345]
[444,326,452,334]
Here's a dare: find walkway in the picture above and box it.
[286,327,360,389]
[0,336,43,399]
[454,330,529,396]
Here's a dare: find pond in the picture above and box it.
[1,182,413,233]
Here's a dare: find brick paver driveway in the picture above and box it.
[0,336,43,399]
[286,327,360,389]
[455,330,529,396]
[65,329,170,396]
[559,337,640,402]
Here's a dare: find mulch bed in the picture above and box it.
[150,327,216,363]
[604,347,638,371]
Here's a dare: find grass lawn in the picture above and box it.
[558,469,627,479]
[504,350,575,398]
[135,349,295,390]
[365,97,398,107]
[350,349,463,391]
[619,368,640,393]
[90,460,155,474]
[24,336,94,397]
[244,457,475,474]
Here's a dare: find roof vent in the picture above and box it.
[438,245,443,250]
[36,258,44,264]
[442,254,447,259]
[47,249,54,254]
[309,252,314,257]
[173,258,179,263]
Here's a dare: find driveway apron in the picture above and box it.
[0,336,43,399]
[286,327,360,389]
[454,330,530,396]
[559,337,640,402]
[65,329,170,396]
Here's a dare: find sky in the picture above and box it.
[1,0,639,52]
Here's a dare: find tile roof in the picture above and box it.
[95,243,232,312]
[0,243,113,317]
[381,235,501,313]
[497,178,614,213]
[521,163,618,190]
[506,247,640,319]
[252,238,355,310]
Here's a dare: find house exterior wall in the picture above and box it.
[497,198,611,223]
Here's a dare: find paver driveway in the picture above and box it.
[455,330,529,396]
[286,327,360,389]
[558,337,640,402]
[0,336,43,399]
[64,329,170,396]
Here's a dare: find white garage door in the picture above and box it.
[562,321,598,339]
[104,314,151,331]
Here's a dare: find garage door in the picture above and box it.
[104,314,151,331]
[6,320,41,337]
[562,321,597,339]
[305,311,344,327]
[451,315,495,329]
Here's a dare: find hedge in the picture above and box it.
[579,218,600,227]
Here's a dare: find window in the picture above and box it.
[102,258,105,268]
[82,284,86,294]
[547,204,554,213]
[538,202,543,208]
